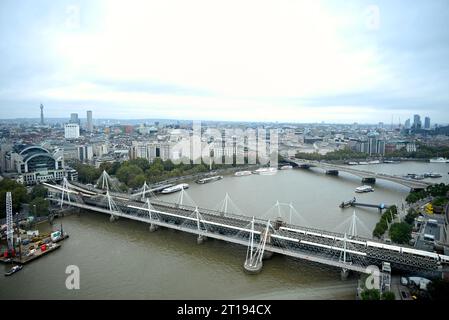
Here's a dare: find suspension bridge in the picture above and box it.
[41,171,449,279]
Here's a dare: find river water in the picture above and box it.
[1,161,448,299]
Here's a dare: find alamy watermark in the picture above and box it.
[365,265,380,290]
[160,121,279,168]
[65,265,80,290]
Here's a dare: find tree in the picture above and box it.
[389,205,398,216]
[432,196,448,207]
[74,163,102,184]
[117,164,144,184]
[129,158,151,171]
[163,159,175,172]
[381,291,396,300]
[29,197,49,217]
[361,289,380,300]
[405,208,418,225]
[0,179,28,218]
[30,184,48,199]
[427,279,449,300]
[145,161,165,181]
[128,174,147,189]
[373,220,388,238]
[389,222,412,244]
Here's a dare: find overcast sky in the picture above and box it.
[1,0,448,124]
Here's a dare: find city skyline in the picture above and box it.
[1,0,449,123]
[0,104,443,127]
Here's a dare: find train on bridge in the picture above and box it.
[43,178,449,279]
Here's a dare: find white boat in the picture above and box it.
[5,265,23,277]
[424,172,442,178]
[355,185,374,193]
[347,162,359,165]
[234,171,252,177]
[254,167,278,175]
[358,161,369,165]
[429,157,449,163]
[280,165,293,170]
[161,183,189,194]
[368,160,380,164]
[196,176,223,184]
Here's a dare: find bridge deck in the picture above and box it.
[292,159,431,189]
[50,181,448,275]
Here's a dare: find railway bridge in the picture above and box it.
[43,176,448,280]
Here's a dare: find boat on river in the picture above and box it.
[161,183,189,194]
[253,167,278,175]
[234,171,252,177]
[196,176,223,184]
[355,185,374,193]
[5,265,23,277]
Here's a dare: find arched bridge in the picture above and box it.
[290,159,432,190]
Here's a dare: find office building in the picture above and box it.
[424,117,430,130]
[40,104,44,125]
[413,114,421,129]
[70,113,80,125]
[65,123,80,139]
[87,110,93,132]
[404,119,411,129]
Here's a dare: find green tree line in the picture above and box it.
[406,183,449,204]
[0,180,49,219]
[387,142,449,159]
[372,205,398,239]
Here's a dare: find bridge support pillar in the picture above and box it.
[244,260,263,274]
[362,177,376,184]
[262,251,274,260]
[340,268,350,281]
[325,170,339,176]
[197,235,206,244]
[149,223,159,232]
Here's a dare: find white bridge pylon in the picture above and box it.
[261,200,308,225]
[129,181,161,202]
[97,170,121,193]
[141,181,149,201]
[244,217,271,274]
[177,187,197,207]
[334,209,372,238]
[214,193,244,216]
[105,190,121,221]
[60,177,72,209]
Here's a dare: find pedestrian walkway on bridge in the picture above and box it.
[43,175,449,279]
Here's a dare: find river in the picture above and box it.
[1,161,448,299]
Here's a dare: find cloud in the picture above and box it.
[0,0,448,123]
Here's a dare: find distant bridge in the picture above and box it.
[43,176,448,279]
[289,159,432,190]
